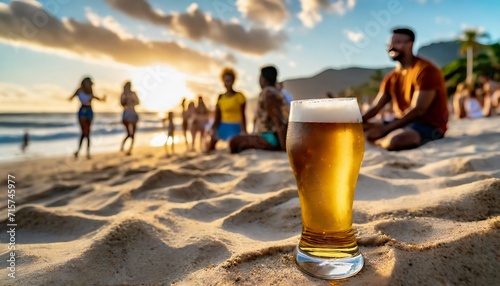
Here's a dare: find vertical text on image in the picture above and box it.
[7,174,17,279]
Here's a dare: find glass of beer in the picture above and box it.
[286,98,364,279]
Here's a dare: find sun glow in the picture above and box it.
[150,133,180,147]
[130,66,194,112]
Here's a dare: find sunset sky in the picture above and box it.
[1,0,499,113]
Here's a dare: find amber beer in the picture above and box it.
[286,98,364,279]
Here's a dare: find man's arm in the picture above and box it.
[362,92,391,122]
[381,90,436,134]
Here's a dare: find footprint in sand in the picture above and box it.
[234,169,295,194]
[110,166,155,187]
[123,166,154,177]
[45,186,94,207]
[360,179,499,223]
[222,188,301,241]
[180,154,234,171]
[374,217,446,245]
[12,184,80,207]
[362,163,429,180]
[81,193,126,217]
[45,219,232,285]
[417,155,500,177]
[413,179,499,222]
[167,179,221,203]
[172,198,250,222]
[0,205,106,244]
[383,219,498,286]
[355,174,418,201]
[134,178,225,203]
[133,169,197,193]
[132,169,238,201]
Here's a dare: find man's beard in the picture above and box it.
[388,48,404,62]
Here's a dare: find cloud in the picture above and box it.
[343,29,364,43]
[106,0,287,55]
[460,23,485,34]
[236,0,289,29]
[434,16,452,25]
[0,1,224,75]
[298,0,356,28]
[85,7,132,39]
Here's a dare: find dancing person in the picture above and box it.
[229,65,289,154]
[208,68,247,151]
[120,81,140,155]
[180,98,190,149]
[21,130,29,153]
[190,96,209,151]
[68,77,106,159]
[163,111,175,157]
[362,28,449,151]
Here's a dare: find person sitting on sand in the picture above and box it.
[478,74,500,116]
[229,66,289,154]
[120,81,140,155]
[207,68,247,151]
[453,83,485,119]
[453,82,468,119]
[362,28,449,151]
[68,77,106,159]
[465,89,486,119]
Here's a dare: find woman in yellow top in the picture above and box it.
[207,68,247,151]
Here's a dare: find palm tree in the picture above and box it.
[459,28,490,84]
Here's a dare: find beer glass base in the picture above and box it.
[295,246,364,280]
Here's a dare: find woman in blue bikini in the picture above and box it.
[207,68,247,151]
[68,77,106,159]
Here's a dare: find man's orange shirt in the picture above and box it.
[380,57,449,133]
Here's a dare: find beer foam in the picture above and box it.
[289,98,362,123]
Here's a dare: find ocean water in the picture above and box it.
[0,112,183,162]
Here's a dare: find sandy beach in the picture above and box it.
[1,116,499,285]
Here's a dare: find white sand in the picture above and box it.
[0,117,499,285]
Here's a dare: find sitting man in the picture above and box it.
[229,66,289,154]
[478,74,500,116]
[363,27,449,151]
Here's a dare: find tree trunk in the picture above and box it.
[467,46,473,85]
